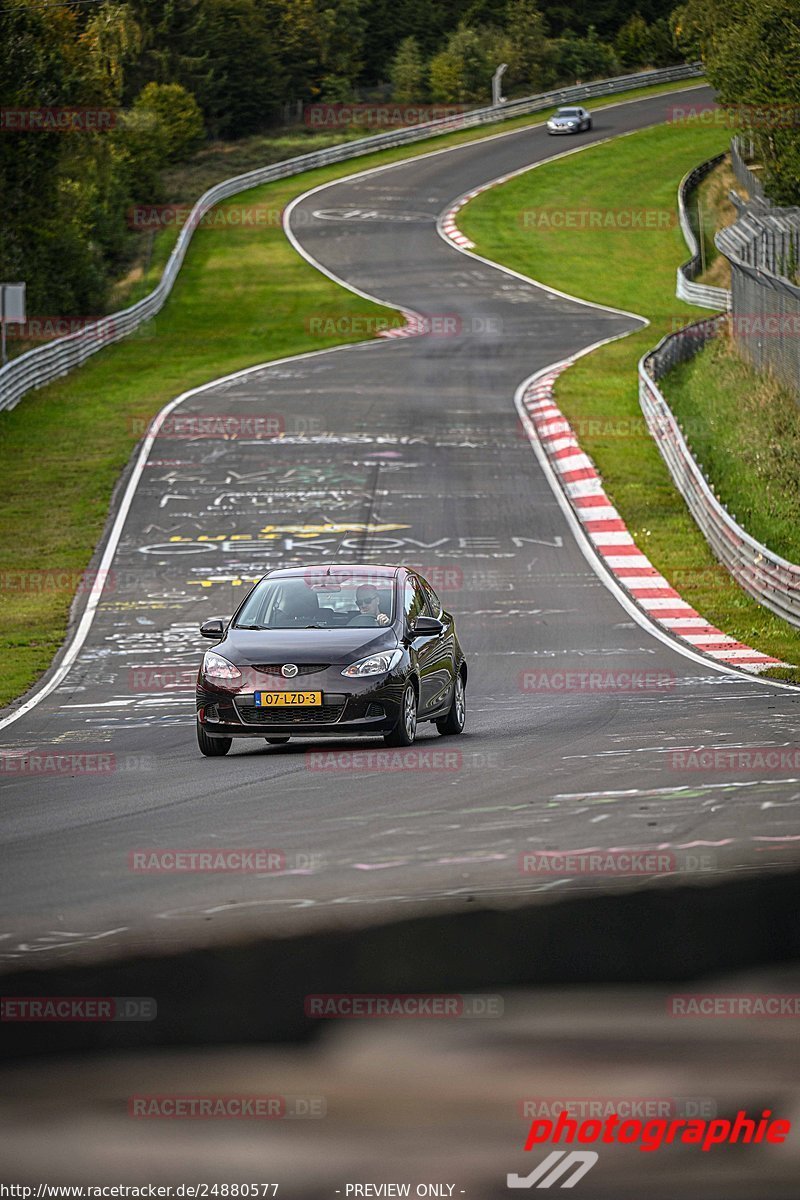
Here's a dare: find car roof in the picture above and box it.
[264,564,401,579]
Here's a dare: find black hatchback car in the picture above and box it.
[195,565,467,755]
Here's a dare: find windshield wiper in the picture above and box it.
[236,624,267,630]
[303,623,330,629]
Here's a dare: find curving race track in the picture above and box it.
[2,85,799,970]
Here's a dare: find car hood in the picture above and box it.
[551,116,577,124]
[217,626,399,667]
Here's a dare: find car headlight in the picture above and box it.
[342,649,403,678]
[202,651,242,687]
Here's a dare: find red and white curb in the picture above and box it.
[378,314,430,339]
[523,367,789,674]
[441,191,480,249]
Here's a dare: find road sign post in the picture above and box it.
[0,282,26,367]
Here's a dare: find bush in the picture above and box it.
[132,82,204,163]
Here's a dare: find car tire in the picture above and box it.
[265,737,290,744]
[197,719,232,757]
[586,118,592,130]
[436,672,466,736]
[384,683,417,747]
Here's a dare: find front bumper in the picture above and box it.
[547,124,579,134]
[196,680,404,738]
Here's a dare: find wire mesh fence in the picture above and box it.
[716,209,800,401]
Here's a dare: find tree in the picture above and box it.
[80,3,143,102]
[553,25,618,83]
[0,0,111,314]
[615,14,650,67]
[390,36,425,102]
[274,0,366,101]
[503,0,557,92]
[199,0,285,137]
[646,18,681,67]
[132,82,204,161]
[675,0,800,204]
[125,0,211,104]
[429,24,491,104]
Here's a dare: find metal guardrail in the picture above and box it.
[0,63,704,413]
[675,154,731,309]
[639,318,800,629]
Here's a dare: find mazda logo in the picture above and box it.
[281,664,299,678]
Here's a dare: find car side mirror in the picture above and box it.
[410,616,444,638]
[199,618,226,640]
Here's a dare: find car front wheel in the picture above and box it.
[436,673,466,736]
[385,683,417,747]
[197,719,232,757]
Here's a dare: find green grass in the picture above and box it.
[664,334,800,561]
[692,154,739,289]
[459,121,800,680]
[0,78,706,710]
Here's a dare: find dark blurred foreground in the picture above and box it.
[2,865,799,1196]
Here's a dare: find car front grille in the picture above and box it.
[251,663,330,676]
[236,702,345,726]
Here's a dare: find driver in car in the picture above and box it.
[350,584,390,626]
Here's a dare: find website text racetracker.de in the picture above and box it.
[519,1098,717,1120]
[1,1188,279,1199]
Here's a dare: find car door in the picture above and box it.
[411,574,453,716]
[403,574,437,713]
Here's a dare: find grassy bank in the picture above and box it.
[664,333,800,562]
[692,154,741,289]
[0,77,706,710]
[458,120,800,678]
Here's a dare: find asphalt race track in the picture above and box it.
[2,84,799,969]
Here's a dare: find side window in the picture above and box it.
[403,576,427,626]
[421,579,441,617]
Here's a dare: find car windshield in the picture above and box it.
[234,575,395,629]
[557,109,580,116]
